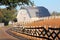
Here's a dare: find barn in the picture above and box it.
[17,6,50,23]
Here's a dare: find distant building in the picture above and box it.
[0,23,4,27]
[17,6,50,23]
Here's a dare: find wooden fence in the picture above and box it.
[7,26,60,40]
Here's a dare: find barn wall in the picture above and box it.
[16,6,50,24]
[17,9,30,23]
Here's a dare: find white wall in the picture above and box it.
[17,9,30,23]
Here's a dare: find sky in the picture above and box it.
[31,0,60,12]
[0,0,60,13]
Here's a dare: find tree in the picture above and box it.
[0,10,4,22]
[51,11,60,16]
[0,0,33,9]
[0,9,17,25]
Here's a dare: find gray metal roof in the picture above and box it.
[21,6,50,18]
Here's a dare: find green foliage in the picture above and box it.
[0,10,4,23]
[0,9,17,25]
[51,11,60,16]
[0,0,33,9]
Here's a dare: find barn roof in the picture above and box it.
[21,6,50,17]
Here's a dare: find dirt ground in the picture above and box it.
[0,27,19,40]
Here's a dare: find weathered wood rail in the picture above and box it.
[7,26,60,40]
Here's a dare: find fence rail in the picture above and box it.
[8,26,60,40]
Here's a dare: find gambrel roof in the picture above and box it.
[21,6,50,18]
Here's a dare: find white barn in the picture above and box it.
[16,6,50,24]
